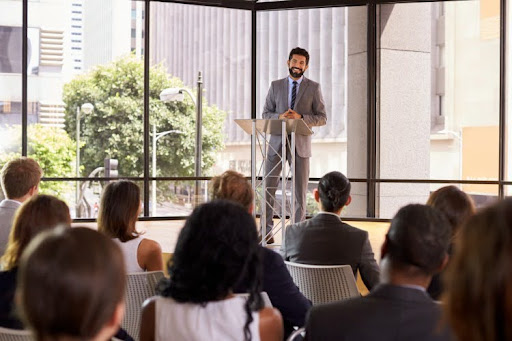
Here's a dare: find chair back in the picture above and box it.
[123,271,165,341]
[285,262,359,305]
[286,327,305,341]
[0,327,33,341]
[235,291,273,307]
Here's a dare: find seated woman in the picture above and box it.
[98,180,162,272]
[17,227,126,341]
[444,198,512,341]
[425,185,475,300]
[140,200,283,341]
[211,170,311,337]
[0,194,71,329]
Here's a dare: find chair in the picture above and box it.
[235,291,273,307]
[0,327,33,341]
[285,262,359,305]
[123,271,165,341]
[286,327,305,341]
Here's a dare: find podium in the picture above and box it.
[235,119,313,245]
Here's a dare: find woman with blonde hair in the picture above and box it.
[0,194,71,328]
[98,180,162,272]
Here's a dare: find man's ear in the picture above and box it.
[248,203,254,215]
[28,185,38,196]
[303,64,309,72]
[313,188,320,203]
[345,195,352,207]
[437,254,450,272]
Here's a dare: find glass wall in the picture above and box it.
[0,0,508,221]
[0,0,23,202]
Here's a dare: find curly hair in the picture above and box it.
[318,171,351,212]
[210,170,253,211]
[444,198,512,341]
[158,200,262,341]
[98,180,141,242]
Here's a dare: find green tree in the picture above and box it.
[62,54,225,178]
[0,124,75,198]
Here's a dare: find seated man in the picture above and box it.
[281,171,379,290]
[0,157,42,254]
[305,204,453,341]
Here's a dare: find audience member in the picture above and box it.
[0,157,42,255]
[306,204,453,341]
[140,200,283,341]
[281,171,380,290]
[211,170,311,337]
[17,227,126,341]
[98,180,162,272]
[0,194,71,329]
[426,185,475,299]
[444,198,512,341]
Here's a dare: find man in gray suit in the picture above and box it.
[262,47,327,243]
[281,171,380,290]
[305,204,453,341]
[0,157,42,254]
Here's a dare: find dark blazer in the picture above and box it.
[235,246,312,329]
[281,213,380,290]
[306,284,454,341]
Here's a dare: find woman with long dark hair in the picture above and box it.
[98,180,162,272]
[140,200,282,341]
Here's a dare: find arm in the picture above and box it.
[359,235,380,290]
[263,250,312,327]
[262,82,288,120]
[259,307,284,341]
[301,84,327,127]
[138,239,164,272]
[140,298,156,341]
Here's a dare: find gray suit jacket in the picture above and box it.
[0,200,20,255]
[281,213,380,290]
[262,76,327,158]
[306,284,454,341]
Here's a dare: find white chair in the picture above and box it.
[285,262,359,305]
[123,271,165,341]
[235,291,273,307]
[286,327,305,341]
[0,327,33,341]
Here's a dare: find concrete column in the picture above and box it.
[378,3,432,218]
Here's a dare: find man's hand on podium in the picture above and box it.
[279,109,302,120]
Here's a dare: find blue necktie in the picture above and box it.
[290,81,297,110]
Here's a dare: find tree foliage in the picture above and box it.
[62,54,225,178]
[0,124,75,198]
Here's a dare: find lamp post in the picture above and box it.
[152,124,182,216]
[76,102,93,218]
[159,71,203,206]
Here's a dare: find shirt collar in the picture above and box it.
[316,211,341,218]
[395,284,427,292]
[288,75,304,85]
[2,199,22,206]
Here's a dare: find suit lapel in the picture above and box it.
[294,77,309,109]
[281,78,289,107]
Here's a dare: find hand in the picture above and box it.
[285,109,302,119]
[279,111,289,119]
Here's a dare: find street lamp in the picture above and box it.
[152,125,182,216]
[159,71,203,206]
[76,102,93,218]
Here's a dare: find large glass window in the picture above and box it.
[0,0,23,192]
[377,0,500,217]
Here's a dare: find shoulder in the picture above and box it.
[303,77,320,87]
[139,238,162,253]
[259,307,283,340]
[342,222,368,236]
[261,247,284,266]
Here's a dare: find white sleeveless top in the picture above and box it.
[114,236,144,273]
[154,296,260,341]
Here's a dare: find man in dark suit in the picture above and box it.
[262,47,327,243]
[281,171,380,290]
[305,204,454,341]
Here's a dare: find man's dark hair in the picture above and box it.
[386,204,451,276]
[288,47,310,65]
[318,171,351,212]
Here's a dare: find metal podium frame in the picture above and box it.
[235,119,313,246]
